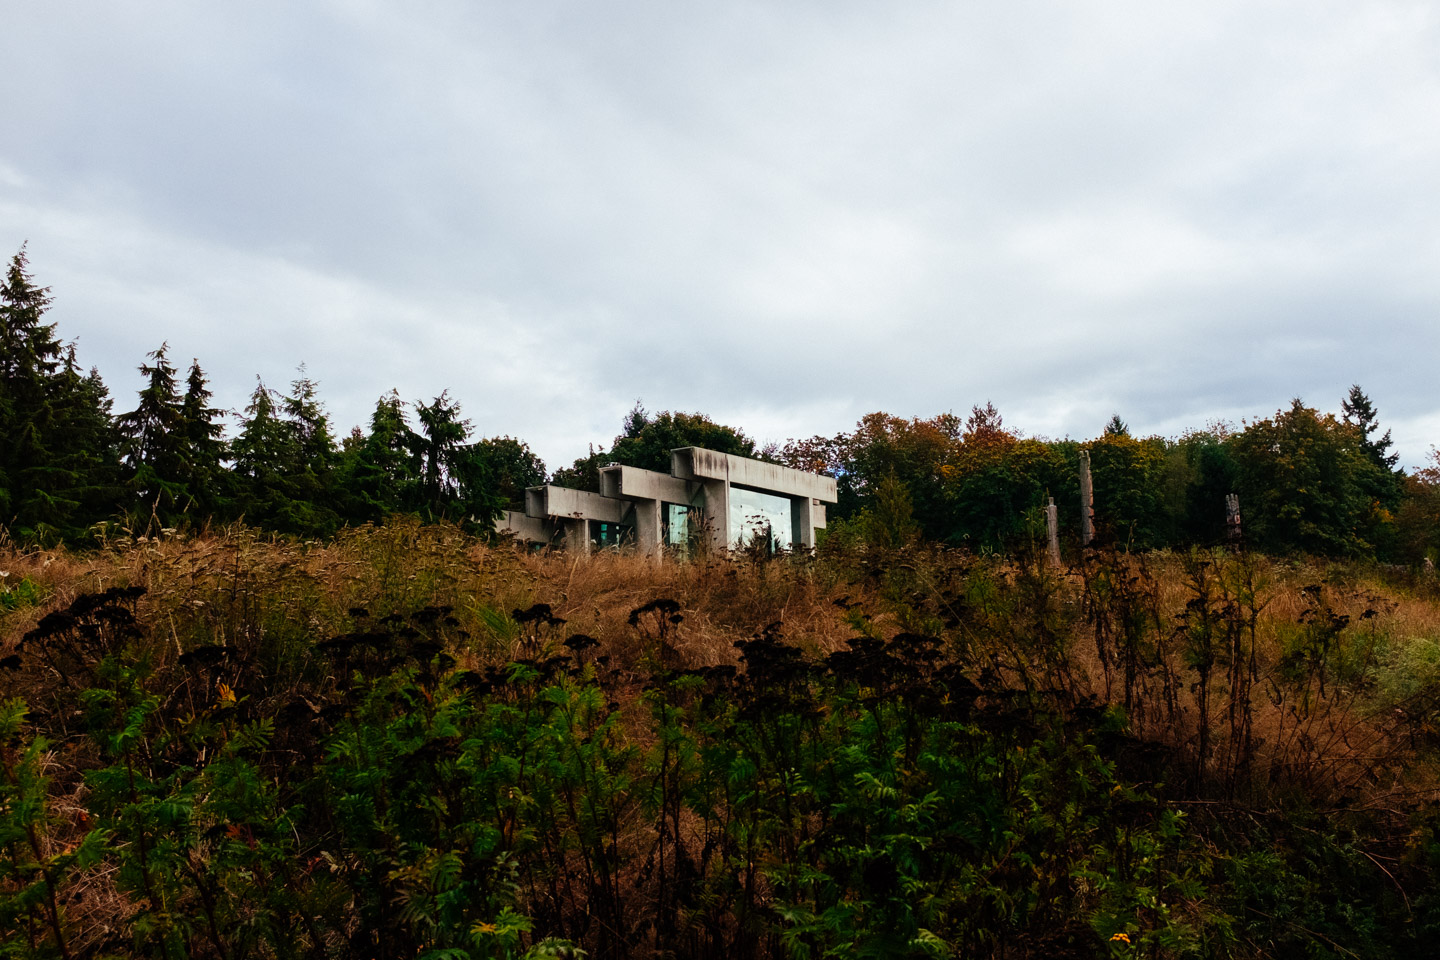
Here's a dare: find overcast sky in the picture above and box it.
[4,1,1439,471]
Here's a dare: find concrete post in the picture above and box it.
[1046,496,1061,566]
[791,496,816,550]
[1079,450,1095,547]
[702,479,730,552]
[563,518,590,555]
[634,499,662,559]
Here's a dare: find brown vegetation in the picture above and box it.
[6,523,1440,957]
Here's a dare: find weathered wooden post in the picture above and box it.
[1225,493,1242,545]
[1079,450,1094,546]
[1046,496,1061,566]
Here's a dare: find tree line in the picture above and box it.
[776,399,1440,562]
[0,248,544,542]
[4,246,1439,561]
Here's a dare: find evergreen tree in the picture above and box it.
[178,358,229,519]
[449,444,506,532]
[117,344,188,530]
[230,378,297,531]
[52,348,123,530]
[227,369,343,536]
[413,391,470,518]
[339,390,422,523]
[1341,384,1399,472]
[284,366,337,476]
[270,369,341,535]
[0,247,118,540]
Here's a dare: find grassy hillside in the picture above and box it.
[4,524,1440,958]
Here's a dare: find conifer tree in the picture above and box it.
[0,247,118,540]
[230,378,294,530]
[178,358,230,520]
[339,390,422,522]
[280,368,340,534]
[229,370,341,536]
[1341,385,1400,473]
[117,344,188,531]
[284,366,337,476]
[52,347,123,530]
[413,391,470,519]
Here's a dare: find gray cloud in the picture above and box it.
[4,1,1439,472]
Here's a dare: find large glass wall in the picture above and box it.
[730,486,792,551]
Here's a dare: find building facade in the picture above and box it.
[496,446,838,555]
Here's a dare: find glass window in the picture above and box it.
[591,521,632,548]
[730,487,792,551]
[665,503,693,546]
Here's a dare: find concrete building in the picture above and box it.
[496,446,838,556]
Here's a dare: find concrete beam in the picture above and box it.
[598,464,694,503]
[524,485,628,524]
[670,448,837,503]
[496,509,553,544]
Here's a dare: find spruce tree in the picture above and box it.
[280,368,340,535]
[178,358,229,520]
[284,366,337,476]
[339,390,422,523]
[117,344,188,531]
[1341,385,1400,472]
[52,347,123,532]
[230,370,341,536]
[413,391,470,519]
[230,378,294,531]
[0,247,118,541]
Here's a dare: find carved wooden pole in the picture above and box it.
[1046,496,1061,566]
[1225,493,1242,546]
[1079,449,1094,546]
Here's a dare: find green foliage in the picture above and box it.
[1165,430,1240,546]
[0,248,121,542]
[0,575,43,613]
[784,411,960,539]
[1394,450,1440,565]
[1,698,108,959]
[338,389,423,522]
[1086,432,1168,549]
[554,403,758,491]
[470,436,547,511]
[1231,399,1392,556]
[2,245,1437,567]
[940,430,1069,551]
[9,534,1440,957]
[230,372,343,536]
[116,343,213,533]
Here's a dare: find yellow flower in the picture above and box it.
[1110,932,1131,944]
[475,923,497,935]
[217,682,236,703]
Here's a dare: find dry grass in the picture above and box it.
[6,525,1440,806]
[7,526,1440,956]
